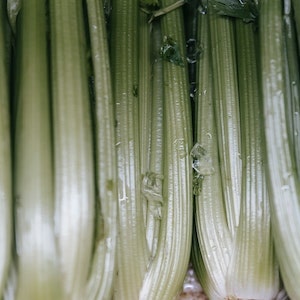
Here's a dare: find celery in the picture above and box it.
[209,5,242,236]
[140,1,193,298]
[0,2,12,297]
[142,20,164,258]
[138,10,153,235]
[193,12,232,299]
[110,0,148,298]
[13,1,62,299]
[226,19,280,299]
[84,0,117,299]
[49,1,95,298]
[260,0,300,298]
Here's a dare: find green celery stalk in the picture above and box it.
[0,2,12,297]
[85,0,117,299]
[226,19,280,299]
[138,10,154,235]
[140,2,193,298]
[13,1,62,299]
[110,0,148,298]
[260,0,300,299]
[208,5,242,236]
[49,1,95,298]
[142,20,164,258]
[192,11,232,299]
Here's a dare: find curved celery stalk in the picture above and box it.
[140,2,193,299]
[0,2,12,297]
[50,1,95,298]
[226,19,280,299]
[85,1,117,299]
[13,1,62,299]
[192,13,232,300]
[110,0,148,298]
[208,9,242,236]
[260,0,300,299]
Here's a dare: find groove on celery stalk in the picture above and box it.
[140,0,193,298]
[226,19,280,299]
[84,0,117,299]
[0,2,12,297]
[260,0,300,299]
[50,1,95,298]
[14,1,62,299]
[110,0,148,298]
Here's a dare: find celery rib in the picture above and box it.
[226,19,280,299]
[260,1,300,299]
[85,0,117,299]
[14,1,62,299]
[193,13,232,300]
[208,10,242,236]
[140,2,193,299]
[143,20,164,258]
[110,0,148,298]
[50,1,95,298]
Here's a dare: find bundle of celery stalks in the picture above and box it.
[1,0,300,299]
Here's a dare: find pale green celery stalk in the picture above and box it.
[85,1,117,299]
[283,0,300,176]
[0,2,12,297]
[13,1,62,299]
[260,1,300,299]
[226,19,280,299]
[192,12,232,300]
[139,2,193,299]
[208,6,242,236]
[110,0,148,298]
[143,20,164,258]
[138,10,153,232]
[50,1,95,299]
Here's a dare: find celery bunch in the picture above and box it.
[1,0,300,299]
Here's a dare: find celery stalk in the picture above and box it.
[0,2,12,297]
[192,13,232,299]
[226,19,280,299]
[110,0,148,298]
[50,1,95,298]
[138,10,154,235]
[85,0,117,299]
[140,2,193,298]
[13,1,62,299]
[142,20,164,258]
[260,0,300,299]
[208,8,242,236]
